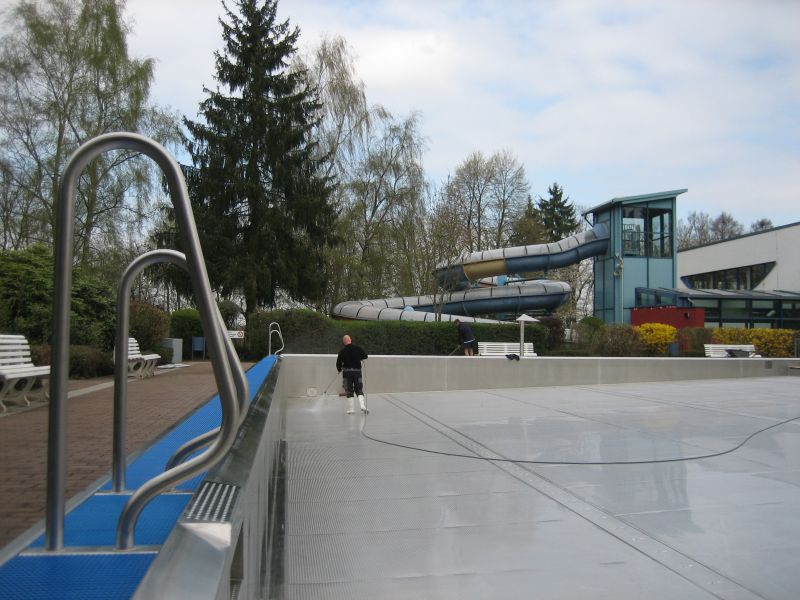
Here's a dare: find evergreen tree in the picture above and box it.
[508,195,547,246]
[183,0,335,320]
[536,182,578,242]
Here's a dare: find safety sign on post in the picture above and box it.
[227,330,245,339]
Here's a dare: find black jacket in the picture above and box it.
[336,344,368,372]
[456,321,475,344]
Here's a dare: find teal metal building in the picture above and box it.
[585,189,687,324]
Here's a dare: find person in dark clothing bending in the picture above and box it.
[336,334,369,414]
[454,319,477,356]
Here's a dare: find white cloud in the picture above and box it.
[120,0,800,226]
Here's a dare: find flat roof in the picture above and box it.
[279,376,800,599]
[639,286,800,301]
[677,220,800,253]
[584,189,688,217]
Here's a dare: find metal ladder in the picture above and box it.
[268,321,284,356]
[45,132,247,550]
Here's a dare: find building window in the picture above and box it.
[681,262,775,290]
[622,206,672,257]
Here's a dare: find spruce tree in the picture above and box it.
[536,182,579,242]
[508,195,548,246]
[183,0,335,320]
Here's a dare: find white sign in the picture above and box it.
[227,330,245,339]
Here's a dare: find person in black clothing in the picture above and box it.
[336,334,369,414]
[454,319,477,356]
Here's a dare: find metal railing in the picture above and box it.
[47,132,241,551]
[112,250,249,495]
[268,321,284,355]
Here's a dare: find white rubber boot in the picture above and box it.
[358,394,368,414]
[346,396,355,414]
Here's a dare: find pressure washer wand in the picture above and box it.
[321,371,340,401]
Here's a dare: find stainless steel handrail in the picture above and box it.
[47,132,238,551]
[112,250,249,491]
[163,306,249,471]
[112,249,187,492]
[268,321,284,355]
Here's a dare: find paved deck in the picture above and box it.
[0,361,224,550]
[279,376,800,599]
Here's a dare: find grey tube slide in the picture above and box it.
[333,223,609,322]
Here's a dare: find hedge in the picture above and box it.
[130,301,170,353]
[712,328,796,357]
[244,309,550,358]
[170,308,203,358]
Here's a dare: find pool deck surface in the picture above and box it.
[279,376,800,600]
[0,361,223,551]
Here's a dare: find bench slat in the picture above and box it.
[704,344,760,358]
[478,342,536,357]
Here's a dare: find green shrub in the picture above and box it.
[170,308,203,357]
[217,299,242,329]
[29,344,113,377]
[68,345,114,378]
[677,327,713,356]
[30,344,51,366]
[153,345,172,365]
[575,315,605,354]
[0,245,115,349]
[537,316,565,351]
[597,324,645,356]
[130,302,170,352]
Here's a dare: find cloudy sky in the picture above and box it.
[120,1,797,226]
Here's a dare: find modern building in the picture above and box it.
[636,221,800,329]
[585,189,687,324]
[585,189,799,330]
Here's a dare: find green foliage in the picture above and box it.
[0,0,179,262]
[217,299,242,329]
[34,344,113,378]
[536,182,579,242]
[0,245,54,342]
[635,322,677,356]
[68,345,114,378]
[244,309,550,359]
[537,316,565,351]
[677,327,713,356]
[178,0,336,317]
[129,301,169,352]
[574,315,604,354]
[508,196,547,246]
[170,308,203,356]
[0,245,115,349]
[153,345,172,365]
[596,324,646,356]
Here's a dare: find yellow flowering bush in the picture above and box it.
[634,322,677,356]
[711,328,796,357]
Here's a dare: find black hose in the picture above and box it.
[359,396,800,466]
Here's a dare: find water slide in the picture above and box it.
[332,222,610,323]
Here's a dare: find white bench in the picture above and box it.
[0,334,50,412]
[125,338,161,378]
[478,341,537,357]
[704,344,761,358]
